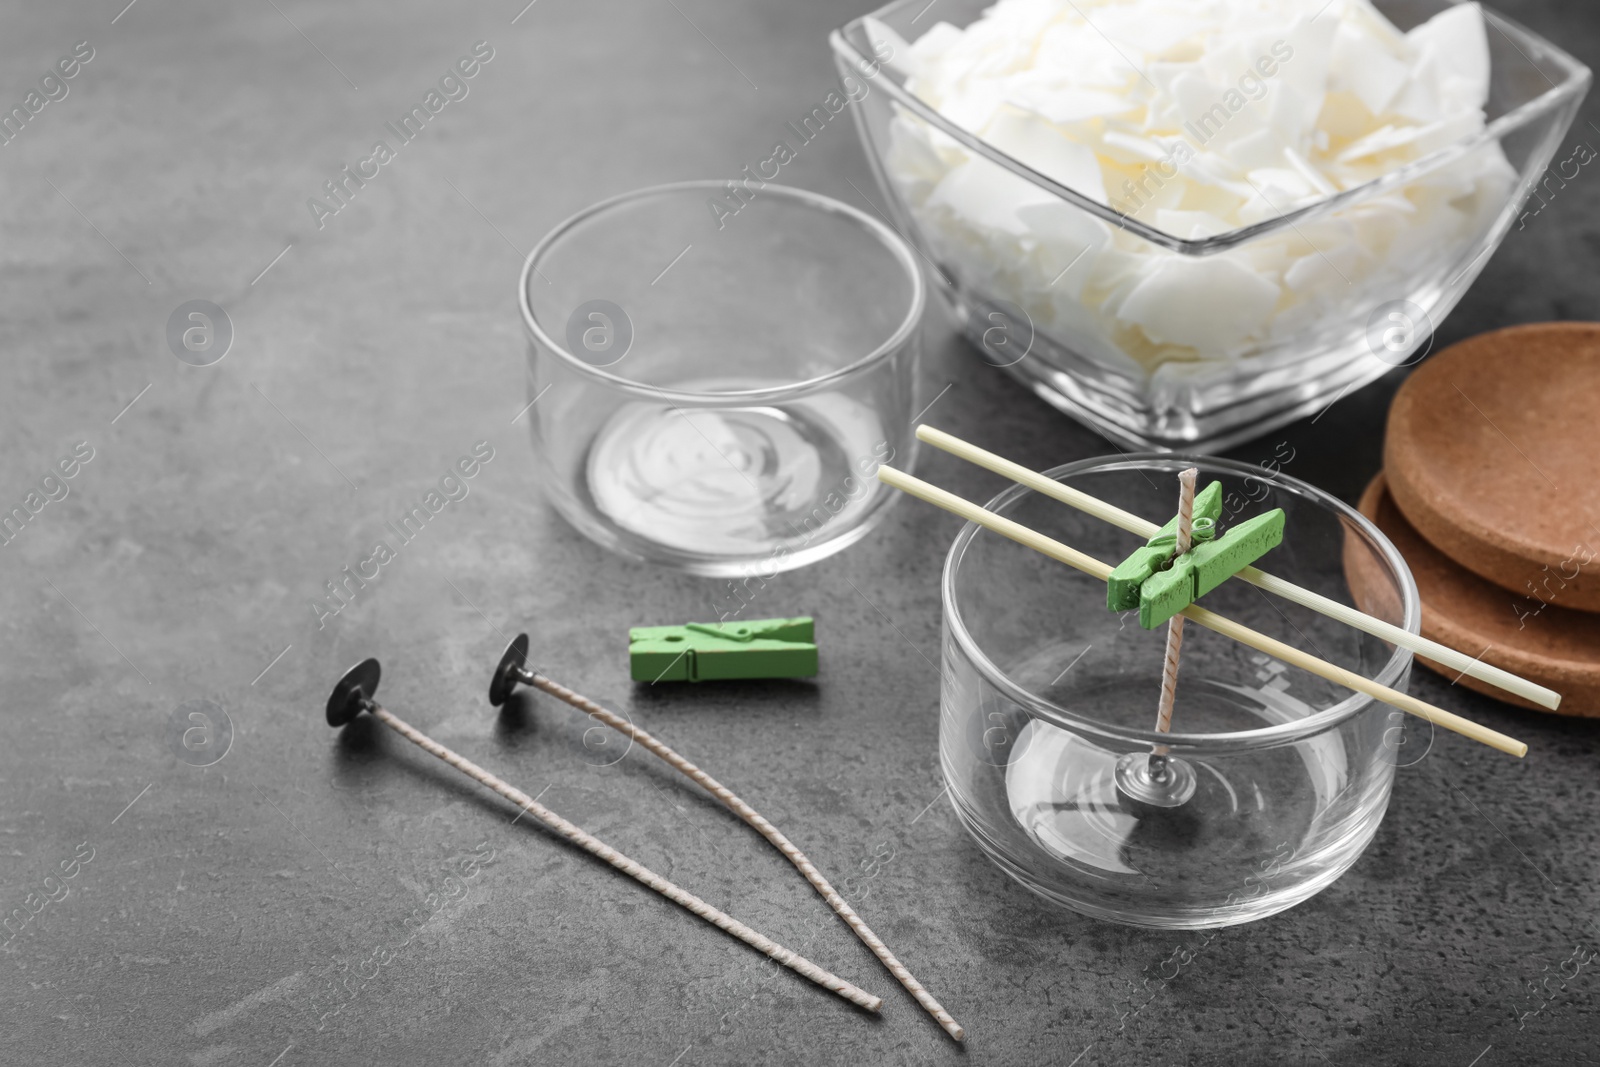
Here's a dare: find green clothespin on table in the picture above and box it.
[1106,481,1286,629]
[629,617,818,682]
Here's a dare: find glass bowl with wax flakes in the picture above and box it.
[831,0,1590,450]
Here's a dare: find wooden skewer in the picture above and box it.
[503,666,966,1042]
[914,425,1562,712]
[325,666,884,1014]
[877,465,1529,758]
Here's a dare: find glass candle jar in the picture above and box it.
[520,181,925,577]
[939,456,1420,928]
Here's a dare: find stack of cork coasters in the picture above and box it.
[1347,322,1600,715]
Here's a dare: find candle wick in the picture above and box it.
[1151,468,1199,755]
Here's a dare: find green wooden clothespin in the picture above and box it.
[629,617,818,682]
[1107,481,1225,614]
[1106,481,1286,629]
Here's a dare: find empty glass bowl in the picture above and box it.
[831,0,1590,449]
[520,182,924,576]
[939,456,1420,927]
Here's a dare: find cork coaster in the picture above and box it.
[1345,473,1600,716]
[1384,321,1600,611]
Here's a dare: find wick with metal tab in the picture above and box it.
[488,633,966,1042]
[323,657,883,1014]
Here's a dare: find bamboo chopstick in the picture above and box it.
[914,425,1562,712]
[877,464,1528,758]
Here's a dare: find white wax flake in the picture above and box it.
[1330,22,1410,116]
[883,115,950,204]
[1247,166,1318,202]
[1086,7,1214,60]
[1033,22,1138,87]
[1284,146,1339,196]
[939,80,1009,133]
[1335,121,1429,163]
[908,21,964,67]
[885,0,1514,365]
[1283,241,1362,292]
[1155,209,1233,239]
[1339,0,1411,55]
[1408,1,1491,109]
[1118,257,1282,353]
[1222,127,1290,172]
[1016,200,1112,295]
[1007,84,1140,125]
[1272,15,1339,133]
[927,158,1060,237]
[985,109,1110,202]
[1102,130,1177,165]
[1388,53,1444,123]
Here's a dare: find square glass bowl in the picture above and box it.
[938,456,1421,927]
[831,0,1590,450]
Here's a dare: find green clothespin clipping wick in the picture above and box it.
[1106,481,1285,629]
[629,617,818,682]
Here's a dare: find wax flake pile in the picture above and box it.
[874,0,1515,365]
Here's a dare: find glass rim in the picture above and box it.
[518,179,927,403]
[830,0,1592,255]
[940,454,1423,752]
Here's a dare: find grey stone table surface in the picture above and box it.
[3,1,1598,1064]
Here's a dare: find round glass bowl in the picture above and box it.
[832,0,1590,450]
[520,182,924,576]
[939,456,1420,928]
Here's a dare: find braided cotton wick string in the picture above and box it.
[1152,468,1200,753]
[368,705,883,1014]
[524,672,967,1042]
